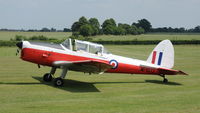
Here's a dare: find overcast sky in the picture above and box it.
[0,0,199,30]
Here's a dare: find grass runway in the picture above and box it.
[0,45,200,113]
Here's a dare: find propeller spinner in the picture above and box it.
[16,41,23,49]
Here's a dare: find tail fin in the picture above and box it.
[147,40,174,69]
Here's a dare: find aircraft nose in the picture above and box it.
[16,41,23,49]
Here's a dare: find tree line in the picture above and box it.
[0,28,71,32]
[151,26,200,33]
[71,16,149,37]
[71,16,200,37]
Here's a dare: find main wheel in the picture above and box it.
[43,73,53,82]
[163,78,168,83]
[54,78,64,86]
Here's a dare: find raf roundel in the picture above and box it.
[109,59,118,69]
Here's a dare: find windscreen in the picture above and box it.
[61,39,71,49]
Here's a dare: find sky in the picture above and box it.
[0,0,199,30]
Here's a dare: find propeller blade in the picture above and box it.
[16,41,23,56]
[16,49,19,56]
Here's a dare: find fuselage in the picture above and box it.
[20,41,162,75]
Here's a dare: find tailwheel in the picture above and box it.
[160,74,168,83]
[163,78,168,83]
[54,78,64,86]
[43,73,53,82]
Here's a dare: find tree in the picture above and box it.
[102,18,117,34]
[102,18,116,29]
[71,17,101,37]
[71,16,88,32]
[71,21,81,32]
[63,28,71,32]
[89,18,100,28]
[79,16,89,26]
[51,28,56,32]
[40,28,50,32]
[130,25,138,35]
[79,24,93,37]
[118,23,132,34]
[137,27,145,34]
[132,22,139,27]
[134,19,152,32]
[114,27,126,35]
[103,26,116,35]
[89,18,100,35]
[194,26,200,32]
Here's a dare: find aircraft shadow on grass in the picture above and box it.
[31,77,159,93]
[32,76,100,93]
[0,77,182,93]
[145,80,182,85]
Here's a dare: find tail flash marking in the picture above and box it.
[151,51,157,64]
[158,52,163,65]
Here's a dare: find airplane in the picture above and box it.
[16,38,187,86]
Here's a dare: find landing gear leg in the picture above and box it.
[54,67,68,86]
[50,67,57,75]
[43,67,56,82]
[160,74,168,83]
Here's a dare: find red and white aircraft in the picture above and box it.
[16,38,187,86]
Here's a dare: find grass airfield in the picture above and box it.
[0,31,71,40]
[0,31,200,41]
[0,45,200,113]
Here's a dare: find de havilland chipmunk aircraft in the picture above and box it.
[16,38,187,86]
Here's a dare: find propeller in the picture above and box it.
[16,41,23,56]
[16,49,20,56]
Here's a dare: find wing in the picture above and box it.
[53,60,113,73]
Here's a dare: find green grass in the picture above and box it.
[0,45,200,113]
[0,31,71,41]
[1,31,200,41]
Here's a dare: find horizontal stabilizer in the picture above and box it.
[158,68,188,75]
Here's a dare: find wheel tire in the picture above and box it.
[163,78,168,83]
[54,78,64,86]
[43,73,53,82]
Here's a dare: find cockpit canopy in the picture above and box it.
[61,38,110,54]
